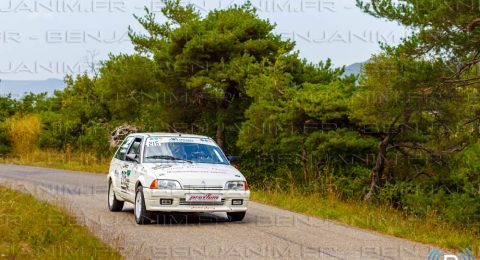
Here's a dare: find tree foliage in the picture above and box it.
[129,1,294,149]
[0,0,478,228]
[357,0,480,85]
[237,55,377,193]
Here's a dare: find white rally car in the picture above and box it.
[107,133,250,224]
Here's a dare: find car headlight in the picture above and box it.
[225,181,248,190]
[150,179,182,190]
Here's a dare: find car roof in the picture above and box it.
[127,132,213,139]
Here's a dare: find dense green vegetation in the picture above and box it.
[0,0,479,247]
[0,186,121,259]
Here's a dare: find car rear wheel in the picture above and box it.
[108,180,124,212]
[227,211,246,222]
[134,186,150,224]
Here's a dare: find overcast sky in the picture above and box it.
[0,0,408,80]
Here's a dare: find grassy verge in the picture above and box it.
[0,150,109,173]
[1,151,477,253]
[252,191,479,254]
[0,186,122,259]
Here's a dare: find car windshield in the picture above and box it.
[143,139,229,165]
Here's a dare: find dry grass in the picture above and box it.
[0,149,109,173]
[5,114,41,154]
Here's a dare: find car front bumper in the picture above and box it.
[143,188,250,212]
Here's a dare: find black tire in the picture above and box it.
[227,211,246,222]
[134,186,151,224]
[108,180,124,212]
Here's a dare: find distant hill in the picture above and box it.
[343,62,365,77]
[0,79,66,98]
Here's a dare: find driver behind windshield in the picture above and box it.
[143,141,228,164]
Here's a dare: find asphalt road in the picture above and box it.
[0,164,433,259]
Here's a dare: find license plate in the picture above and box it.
[186,193,222,202]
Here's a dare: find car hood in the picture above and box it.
[143,163,245,187]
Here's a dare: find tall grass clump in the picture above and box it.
[5,114,41,155]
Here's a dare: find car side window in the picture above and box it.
[115,136,135,161]
[127,138,142,156]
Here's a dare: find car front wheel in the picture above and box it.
[227,211,246,222]
[134,186,150,224]
[108,180,124,212]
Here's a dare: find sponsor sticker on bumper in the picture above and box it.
[186,193,222,202]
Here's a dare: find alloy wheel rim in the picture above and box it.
[108,183,114,208]
[135,191,141,220]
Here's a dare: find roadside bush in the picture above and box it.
[76,123,113,158]
[0,122,11,155]
[38,112,74,150]
[373,143,480,227]
[5,114,41,155]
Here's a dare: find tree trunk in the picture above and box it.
[301,144,309,183]
[364,113,408,201]
[216,121,225,149]
[364,136,390,201]
[215,84,236,149]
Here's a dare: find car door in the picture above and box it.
[123,137,143,200]
[111,136,135,198]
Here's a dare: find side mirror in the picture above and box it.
[126,154,139,163]
[227,155,238,163]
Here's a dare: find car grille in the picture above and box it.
[179,198,225,206]
[183,185,223,190]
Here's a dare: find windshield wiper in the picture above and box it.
[145,155,193,163]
